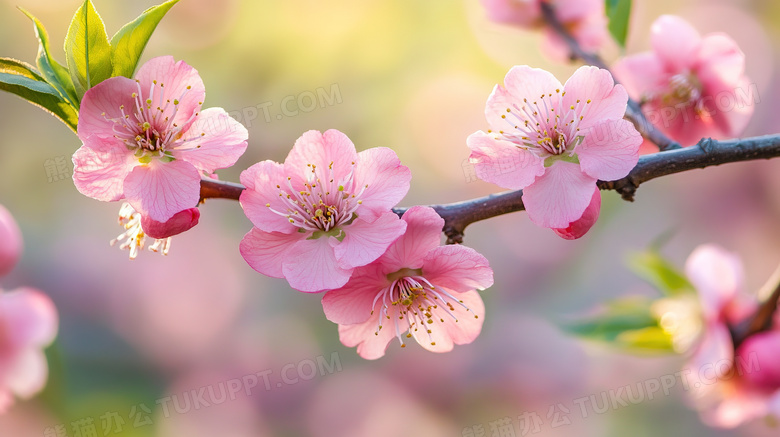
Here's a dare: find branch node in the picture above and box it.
[697,137,715,154]
[444,226,464,245]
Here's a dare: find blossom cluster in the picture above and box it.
[680,246,780,427]
[0,205,58,413]
[0,0,773,430]
[71,56,496,359]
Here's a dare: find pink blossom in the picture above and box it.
[0,205,22,278]
[321,206,493,359]
[681,245,780,428]
[72,56,248,222]
[467,65,641,234]
[613,15,754,147]
[481,0,609,61]
[0,287,58,413]
[239,129,411,293]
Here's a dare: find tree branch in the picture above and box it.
[539,1,681,152]
[732,267,780,348]
[201,134,780,244]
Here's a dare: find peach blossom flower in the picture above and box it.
[613,15,754,146]
[467,65,641,236]
[73,56,248,222]
[0,288,58,413]
[240,130,410,292]
[322,206,493,359]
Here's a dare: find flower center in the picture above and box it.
[661,73,703,108]
[102,80,203,161]
[371,273,478,348]
[491,89,591,158]
[266,161,367,233]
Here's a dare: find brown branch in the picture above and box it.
[201,134,780,244]
[539,1,681,152]
[732,270,780,348]
[200,178,243,202]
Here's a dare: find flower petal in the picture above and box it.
[173,108,248,173]
[337,313,396,360]
[76,76,140,141]
[485,84,520,133]
[422,245,494,293]
[522,162,598,228]
[552,187,601,240]
[239,227,305,279]
[563,66,629,129]
[379,206,444,273]
[123,159,201,222]
[612,52,668,101]
[284,129,359,188]
[72,141,136,202]
[412,289,485,353]
[353,147,411,222]
[651,15,702,73]
[502,65,563,103]
[480,0,541,27]
[321,268,388,325]
[684,245,743,322]
[736,330,780,390]
[696,33,746,93]
[683,322,734,399]
[467,131,545,190]
[134,56,206,128]
[334,213,406,270]
[577,118,641,180]
[239,160,297,234]
[706,76,755,139]
[282,238,352,293]
[141,207,200,239]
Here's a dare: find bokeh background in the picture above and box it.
[0,0,779,435]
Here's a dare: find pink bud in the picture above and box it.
[735,331,780,390]
[552,188,601,240]
[141,208,200,239]
[0,204,22,277]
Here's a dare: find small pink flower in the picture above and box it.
[321,206,493,360]
[481,0,609,61]
[239,129,411,293]
[613,15,754,146]
[72,56,248,222]
[680,245,780,428]
[467,65,641,234]
[0,287,58,413]
[0,205,22,278]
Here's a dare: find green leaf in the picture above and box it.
[18,8,80,108]
[615,326,675,352]
[64,0,113,98]
[110,0,180,78]
[0,58,78,132]
[561,296,674,354]
[628,250,694,296]
[605,0,632,48]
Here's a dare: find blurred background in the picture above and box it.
[0,0,779,435]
